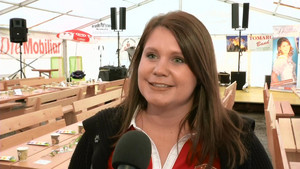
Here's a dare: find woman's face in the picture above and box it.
[279,41,291,56]
[138,26,197,109]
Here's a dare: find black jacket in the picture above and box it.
[68,106,273,169]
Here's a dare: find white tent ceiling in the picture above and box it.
[0,0,299,36]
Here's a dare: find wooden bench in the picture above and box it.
[96,79,125,95]
[65,88,123,124]
[26,87,85,114]
[263,83,294,118]
[0,87,85,120]
[265,93,290,169]
[221,81,236,110]
[0,105,66,150]
[274,120,290,169]
[277,118,300,167]
[20,77,65,87]
[222,90,233,109]
[0,102,23,113]
[0,77,45,91]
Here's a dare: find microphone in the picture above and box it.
[112,130,152,169]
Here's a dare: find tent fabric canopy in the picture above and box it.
[0,0,299,36]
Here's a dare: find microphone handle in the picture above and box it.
[117,165,137,169]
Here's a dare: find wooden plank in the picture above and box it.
[278,118,296,152]
[280,101,294,117]
[73,89,122,113]
[264,110,274,161]
[267,94,277,128]
[69,88,122,123]
[76,99,121,122]
[291,118,300,153]
[263,83,270,110]
[0,106,63,135]
[26,88,84,107]
[0,81,6,91]
[20,77,65,87]
[290,162,300,169]
[52,159,71,169]
[222,90,232,109]
[0,102,22,109]
[275,101,283,116]
[274,121,290,169]
[0,120,66,150]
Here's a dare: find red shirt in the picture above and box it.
[107,130,220,169]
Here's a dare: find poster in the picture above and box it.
[270,37,298,91]
[271,25,300,91]
[248,34,272,51]
[226,35,248,52]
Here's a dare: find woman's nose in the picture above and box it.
[153,59,169,76]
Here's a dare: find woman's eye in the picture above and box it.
[147,53,157,59]
[173,57,184,63]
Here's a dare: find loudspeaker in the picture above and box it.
[9,18,28,43]
[218,72,230,85]
[110,7,117,30]
[119,7,126,30]
[231,71,246,90]
[242,3,249,28]
[231,3,239,29]
[98,66,127,81]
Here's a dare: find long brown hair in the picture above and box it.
[118,11,247,169]
[277,37,294,57]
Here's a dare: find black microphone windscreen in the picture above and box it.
[112,130,151,169]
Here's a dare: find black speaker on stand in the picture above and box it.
[110,7,126,68]
[231,3,250,90]
[119,7,126,30]
[9,18,28,79]
[110,8,117,30]
[231,3,239,29]
[242,3,249,29]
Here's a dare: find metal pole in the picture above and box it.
[19,43,26,79]
[238,29,241,73]
[118,31,120,67]
[20,43,22,79]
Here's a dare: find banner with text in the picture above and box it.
[0,29,62,59]
[248,34,272,51]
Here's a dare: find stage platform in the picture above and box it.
[219,86,300,114]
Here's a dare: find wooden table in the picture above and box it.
[0,122,82,169]
[278,118,300,162]
[0,88,61,104]
[292,87,300,99]
[219,86,300,106]
[49,81,108,98]
[31,69,58,78]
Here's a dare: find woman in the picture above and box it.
[69,11,272,169]
[271,37,297,83]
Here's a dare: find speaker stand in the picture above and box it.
[117,31,120,67]
[12,43,26,79]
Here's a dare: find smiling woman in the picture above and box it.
[137,26,197,111]
[69,11,272,169]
